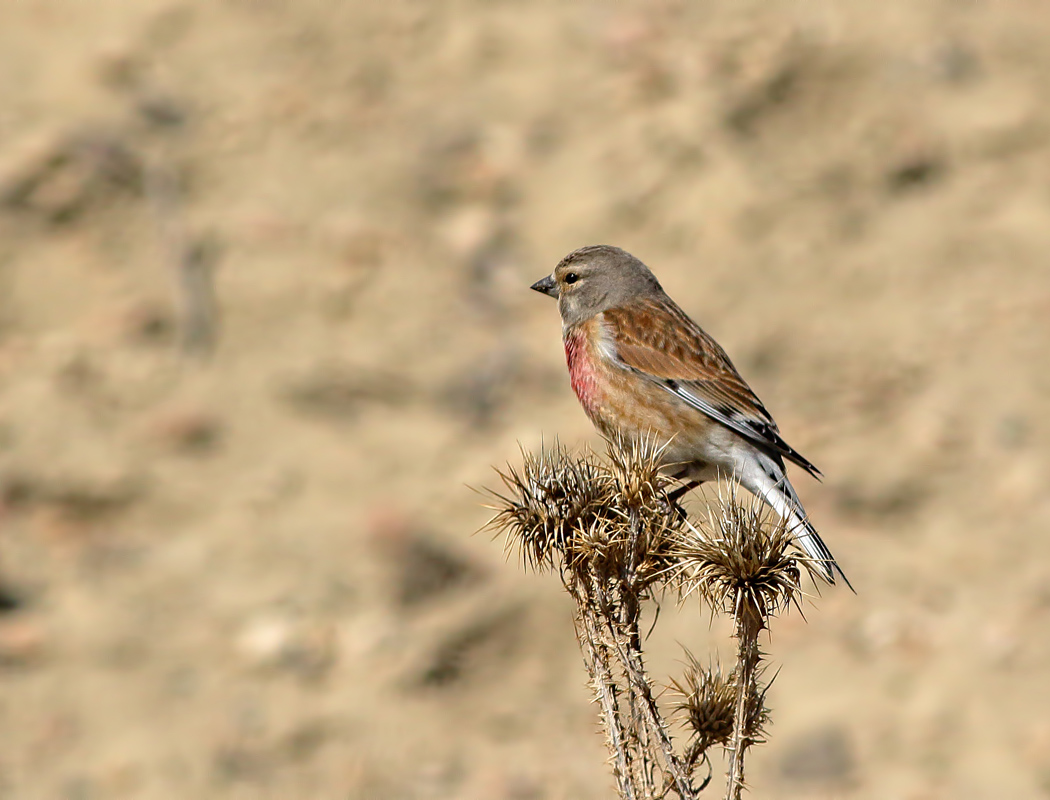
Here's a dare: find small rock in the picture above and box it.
[234,614,335,680]
[235,615,295,667]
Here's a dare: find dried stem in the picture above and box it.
[603,596,695,798]
[573,585,635,799]
[725,604,763,800]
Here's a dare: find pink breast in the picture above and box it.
[564,327,602,418]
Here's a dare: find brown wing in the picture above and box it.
[603,297,822,479]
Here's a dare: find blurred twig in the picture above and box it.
[144,160,218,356]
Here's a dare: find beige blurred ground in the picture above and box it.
[0,1,1049,798]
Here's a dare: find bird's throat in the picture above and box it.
[564,326,602,419]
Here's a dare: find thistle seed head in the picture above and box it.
[669,484,805,622]
[486,442,615,571]
[486,437,683,589]
[671,653,770,754]
[604,432,674,513]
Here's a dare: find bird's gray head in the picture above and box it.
[530,245,664,328]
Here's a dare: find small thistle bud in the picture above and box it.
[671,656,736,753]
[671,654,770,755]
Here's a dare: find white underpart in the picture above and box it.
[735,452,807,534]
[733,447,836,576]
[683,431,834,578]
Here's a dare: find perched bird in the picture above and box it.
[531,245,847,586]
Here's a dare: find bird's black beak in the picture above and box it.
[530,274,558,298]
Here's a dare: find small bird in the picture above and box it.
[531,245,847,586]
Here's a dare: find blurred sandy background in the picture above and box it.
[1,1,1049,798]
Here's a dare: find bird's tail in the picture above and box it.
[740,453,851,589]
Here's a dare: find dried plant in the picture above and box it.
[486,436,821,799]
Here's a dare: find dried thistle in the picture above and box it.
[604,431,673,513]
[671,656,736,754]
[484,439,814,800]
[488,442,615,570]
[669,484,807,624]
[671,655,770,756]
[663,485,798,799]
[488,436,683,592]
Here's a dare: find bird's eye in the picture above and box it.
[564,272,580,285]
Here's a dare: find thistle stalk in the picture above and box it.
[725,602,763,800]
